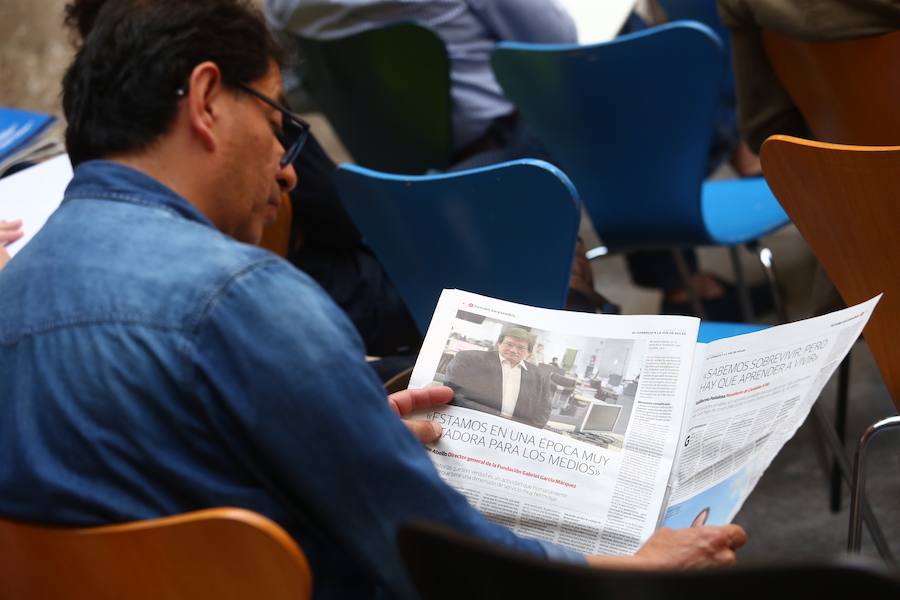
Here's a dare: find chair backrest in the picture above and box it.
[760,135,900,412]
[258,192,294,258]
[334,159,580,332]
[492,22,724,250]
[398,520,900,600]
[294,22,452,174]
[762,30,900,145]
[0,507,312,600]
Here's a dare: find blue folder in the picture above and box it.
[0,107,57,163]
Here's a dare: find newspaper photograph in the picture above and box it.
[410,290,700,555]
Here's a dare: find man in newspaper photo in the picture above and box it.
[445,326,551,428]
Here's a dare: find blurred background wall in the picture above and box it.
[1,0,71,114]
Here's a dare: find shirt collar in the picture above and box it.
[498,351,527,370]
[63,159,216,229]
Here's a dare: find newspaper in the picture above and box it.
[409,289,879,555]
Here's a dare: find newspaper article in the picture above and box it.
[661,297,879,528]
[410,290,700,555]
[409,289,878,556]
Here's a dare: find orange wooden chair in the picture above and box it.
[0,507,312,600]
[761,135,900,561]
[761,29,900,517]
[258,192,294,258]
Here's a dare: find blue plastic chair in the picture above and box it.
[697,321,765,343]
[333,160,581,333]
[292,23,452,174]
[491,22,790,319]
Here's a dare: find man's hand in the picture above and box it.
[0,219,23,270]
[586,525,747,570]
[388,386,454,444]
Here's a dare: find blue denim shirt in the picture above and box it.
[0,160,581,599]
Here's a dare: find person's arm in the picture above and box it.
[0,219,24,270]
[191,261,562,596]
[593,525,747,569]
[467,0,578,43]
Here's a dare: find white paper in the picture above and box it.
[409,289,879,555]
[0,154,72,257]
[661,297,880,528]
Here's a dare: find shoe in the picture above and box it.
[661,278,774,321]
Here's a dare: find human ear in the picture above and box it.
[185,61,224,153]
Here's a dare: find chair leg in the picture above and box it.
[809,406,893,561]
[848,415,900,560]
[747,241,788,323]
[671,249,707,319]
[728,245,754,322]
[830,353,851,512]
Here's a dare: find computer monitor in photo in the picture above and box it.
[578,402,621,433]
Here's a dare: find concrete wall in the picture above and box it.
[1,0,71,114]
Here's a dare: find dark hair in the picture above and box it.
[497,327,536,352]
[62,0,284,165]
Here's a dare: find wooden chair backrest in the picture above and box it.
[259,192,294,258]
[762,30,900,145]
[0,507,312,600]
[760,135,900,412]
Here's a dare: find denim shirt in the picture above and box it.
[0,160,581,599]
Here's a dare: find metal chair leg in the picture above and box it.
[671,249,706,319]
[728,246,754,322]
[747,242,788,323]
[848,415,900,559]
[810,406,894,561]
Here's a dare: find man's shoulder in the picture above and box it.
[0,199,325,334]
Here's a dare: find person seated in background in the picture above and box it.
[265,0,577,166]
[717,0,900,154]
[445,327,551,429]
[267,0,765,320]
[0,219,23,269]
[0,1,746,598]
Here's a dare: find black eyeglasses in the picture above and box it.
[176,82,310,167]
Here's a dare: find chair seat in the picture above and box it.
[698,321,767,343]
[702,176,789,245]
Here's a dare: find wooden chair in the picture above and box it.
[398,520,900,600]
[759,30,900,514]
[760,135,900,560]
[762,30,900,145]
[0,507,312,600]
[258,192,294,258]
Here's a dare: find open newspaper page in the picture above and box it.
[661,296,879,529]
[409,289,700,555]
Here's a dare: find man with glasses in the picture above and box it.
[0,1,748,598]
[445,327,552,429]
